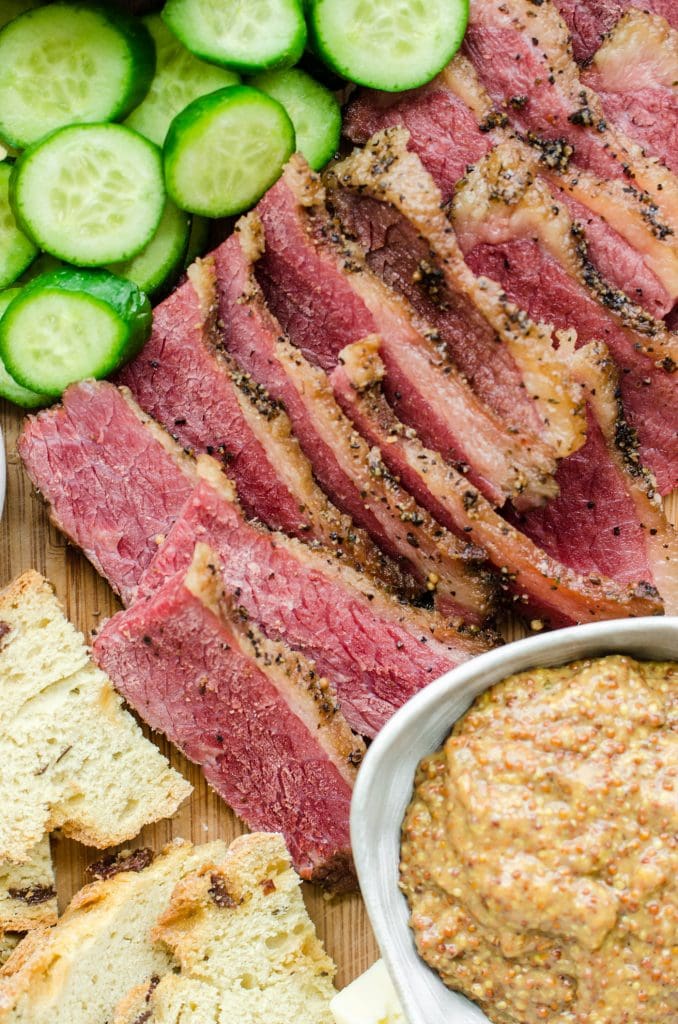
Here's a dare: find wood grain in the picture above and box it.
[1,399,675,990]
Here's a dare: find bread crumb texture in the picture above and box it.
[0,571,191,864]
[114,832,337,1024]
[0,839,228,1022]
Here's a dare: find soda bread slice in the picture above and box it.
[0,939,18,970]
[114,832,337,1024]
[0,571,191,863]
[0,838,56,933]
[0,839,229,1023]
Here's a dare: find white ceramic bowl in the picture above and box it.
[351,616,678,1024]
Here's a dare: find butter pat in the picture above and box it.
[331,960,407,1024]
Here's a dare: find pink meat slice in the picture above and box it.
[330,340,666,625]
[212,219,496,624]
[580,10,678,174]
[117,259,328,543]
[254,157,560,509]
[344,71,674,321]
[136,463,494,738]
[465,237,677,493]
[18,380,197,605]
[94,545,364,892]
[551,0,677,64]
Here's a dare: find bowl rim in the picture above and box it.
[350,615,678,1024]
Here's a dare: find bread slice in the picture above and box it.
[0,838,56,933]
[114,832,337,1024]
[0,839,229,1023]
[0,939,18,970]
[0,571,191,863]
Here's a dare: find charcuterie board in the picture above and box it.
[0,400,379,988]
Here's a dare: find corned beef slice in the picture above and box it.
[326,130,585,460]
[508,342,678,613]
[463,0,678,224]
[117,256,371,561]
[94,543,364,892]
[453,141,678,493]
[331,339,664,626]
[255,156,560,509]
[344,77,492,189]
[137,459,493,738]
[580,11,678,175]
[212,214,496,623]
[17,380,197,605]
[344,56,676,321]
[551,0,678,64]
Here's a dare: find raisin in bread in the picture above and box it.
[0,571,191,863]
[0,839,229,1022]
[0,837,56,934]
[114,833,337,1024]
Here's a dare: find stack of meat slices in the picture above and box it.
[18,0,677,890]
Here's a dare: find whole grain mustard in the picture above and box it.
[400,655,677,1024]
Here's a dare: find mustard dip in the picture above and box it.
[400,655,677,1024]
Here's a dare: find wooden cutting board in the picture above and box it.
[1,398,676,989]
[0,401,377,988]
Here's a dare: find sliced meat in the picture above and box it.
[581,11,678,174]
[136,458,496,738]
[345,56,676,320]
[509,341,678,613]
[453,141,678,493]
[463,0,678,233]
[18,380,197,605]
[93,543,364,892]
[212,215,496,623]
[331,339,664,626]
[344,76,493,188]
[255,156,560,509]
[551,0,678,64]
[326,129,585,460]
[118,256,382,578]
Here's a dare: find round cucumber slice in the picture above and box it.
[0,287,50,408]
[308,0,470,92]
[11,124,165,266]
[125,14,240,147]
[0,269,152,397]
[162,0,307,73]
[0,163,37,288]
[0,2,156,149]
[164,86,295,217]
[250,68,341,170]
[107,198,190,300]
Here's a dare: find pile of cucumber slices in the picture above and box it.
[0,0,469,407]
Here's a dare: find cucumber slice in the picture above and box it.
[0,0,43,31]
[308,0,469,92]
[250,68,340,170]
[164,86,295,217]
[162,0,307,73]
[0,163,37,288]
[107,198,190,300]
[11,124,165,266]
[125,14,240,147]
[0,269,152,397]
[0,3,156,149]
[0,287,50,408]
[184,215,211,267]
